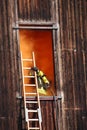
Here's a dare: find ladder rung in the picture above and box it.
[22,59,33,61]
[29,127,40,129]
[23,67,31,70]
[24,76,35,78]
[28,119,39,121]
[27,110,38,112]
[26,101,38,104]
[24,84,36,86]
[25,92,37,95]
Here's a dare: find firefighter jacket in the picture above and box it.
[37,70,50,85]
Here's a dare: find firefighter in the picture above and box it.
[31,67,50,90]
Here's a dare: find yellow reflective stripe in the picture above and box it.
[37,71,44,77]
[37,70,49,84]
[42,77,49,84]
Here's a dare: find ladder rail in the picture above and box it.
[21,52,42,130]
[21,53,29,124]
[32,52,42,130]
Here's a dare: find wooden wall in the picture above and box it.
[0,0,87,130]
[17,0,53,21]
[0,0,21,130]
[57,0,87,130]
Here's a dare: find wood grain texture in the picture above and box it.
[0,0,87,130]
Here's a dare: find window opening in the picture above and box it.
[19,26,56,96]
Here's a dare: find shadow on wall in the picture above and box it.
[19,30,55,96]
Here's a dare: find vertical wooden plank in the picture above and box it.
[70,1,78,129]
[73,1,82,129]
[0,0,10,117]
[17,0,24,20]
[57,0,87,130]
[17,0,52,21]
[0,0,19,129]
[57,0,66,129]
[81,1,87,129]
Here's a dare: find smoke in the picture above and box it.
[19,30,55,95]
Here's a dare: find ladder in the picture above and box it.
[21,52,42,130]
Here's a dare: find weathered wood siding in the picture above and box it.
[0,0,21,130]
[0,0,87,130]
[19,97,59,130]
[57,0,87,130]
[41,99,59,130]
[17,0,54,21]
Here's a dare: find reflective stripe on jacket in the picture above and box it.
[37,70,49,84]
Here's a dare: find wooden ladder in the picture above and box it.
[21,52,42,130]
